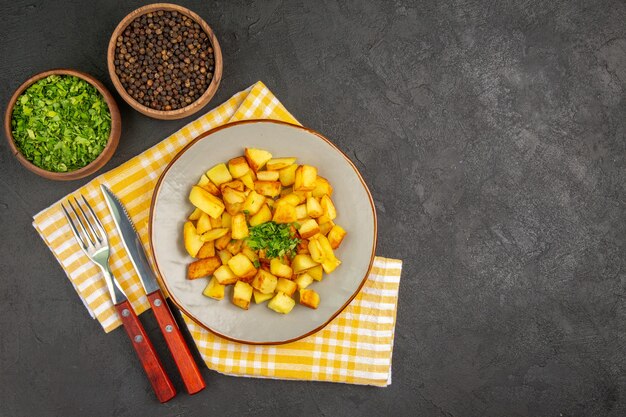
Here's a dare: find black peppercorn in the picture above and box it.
[114,9,215,110]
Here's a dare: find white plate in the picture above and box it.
[150,120,377,344]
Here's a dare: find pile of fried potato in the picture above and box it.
[183,148,347,314]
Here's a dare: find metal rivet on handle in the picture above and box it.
[134,335,143,343]
[165,325,173,333]
[154,299,162,307]
[122,309,130,317]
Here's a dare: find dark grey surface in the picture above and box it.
[0,0,624,416]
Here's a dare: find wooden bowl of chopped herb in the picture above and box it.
[4,69,121,180]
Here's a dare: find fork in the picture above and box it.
[62,196,176,403]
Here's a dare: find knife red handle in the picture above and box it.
[114,300,177,403]
[147,291,206,394]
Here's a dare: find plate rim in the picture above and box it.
[148,119,378,345]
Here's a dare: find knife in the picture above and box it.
[101,185,206,395]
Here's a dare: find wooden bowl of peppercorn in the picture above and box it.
[107,3,222,120]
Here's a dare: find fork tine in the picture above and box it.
[68,198,96,246]
[81,195,106,242]
[73,196,101,244]
[61,203,88,249]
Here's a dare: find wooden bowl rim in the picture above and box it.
[107,2,223,120]
[3,68,121,181]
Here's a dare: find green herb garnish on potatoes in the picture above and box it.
[246,221,300,259]
[11,75,111,172]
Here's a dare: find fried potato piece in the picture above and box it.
[213,264,238,285]
[210,215,222,228]
[197,241,216,258]
[321,257,341,274]
[252,269,278,294]
[200,181,221,196]
[188,207,202,221]
[203,276,225,300]
[299,289,320,309]
[249,204,272,226]
[200,228,230,242]
[306,197,323,218]
[308,238,324,263]
[224,200,243,216]
[226,238,243,256]
[278,164,297,186]
[256,170,279,181]
[266,157,296,170]
[240,171,256,190]
[221,212,232,228]
[276,278,297,296]
[272,202,297,224]
[183,221,204,258]
[232,281,253,310]
[206,163,233,186]
[278,193,302,206]
[222,187,246,205]
[318,221,335,236]
[197,173,211,187]
[217,250,233,266]
[294,165,317,191]
[196,212,212,234]
[241,245,259,264]
[253,290,274,304]
[267,292,295,314]
[228,156,251,178]
[254,181,282,198]
[327,225,347,249]
[189,186,224,219]
[187,256,221,279]
[295,204,308,220]
[307,265,323,281]
[311,176,333,198]
[245,148,272,172]
[231,213,249,240]
[215,231,232,250]
[220,180,245,193]
[228,253,258,281]
[292,254,320,274]
[242,190,265,215]
[270,258,293,279]
[298,219,320,239]
[294,273,314,290]
[320,195,337,220]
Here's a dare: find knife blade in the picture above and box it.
[100,184,206,395]
[101,185,159,294]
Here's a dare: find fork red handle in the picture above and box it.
[147,291,206,394]
[114,300,176,403]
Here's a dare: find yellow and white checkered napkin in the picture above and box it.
[33,81,403,386]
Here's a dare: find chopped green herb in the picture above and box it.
[11,74,112,172]
[242,210,250,215]
[246,221,300,259]
[253,260,261,268]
